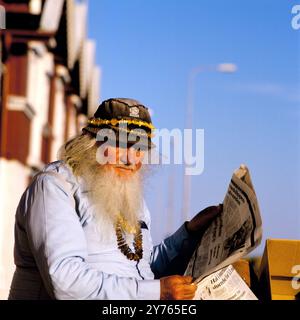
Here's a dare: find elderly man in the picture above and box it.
[9,98,221,300]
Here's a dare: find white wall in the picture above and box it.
[50,76,66,161]
[68,103,77,139]
[27,41,54,168]
[0,159,30,299]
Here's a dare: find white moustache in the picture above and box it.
[114,165,136,171]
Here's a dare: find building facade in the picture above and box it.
[0,0,100,298]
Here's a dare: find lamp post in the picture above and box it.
[182,63,237,222]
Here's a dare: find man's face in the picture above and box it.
[102,145,145,179]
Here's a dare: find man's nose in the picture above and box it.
[119,148,133,165]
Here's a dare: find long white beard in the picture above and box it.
[80,162,144,242]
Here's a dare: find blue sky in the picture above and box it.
[88,0,300,254]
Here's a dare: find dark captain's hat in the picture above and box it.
[83,98,155,150]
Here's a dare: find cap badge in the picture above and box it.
[129,106,140,118]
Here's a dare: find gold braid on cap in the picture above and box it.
[88,118,155,130]
[116,126,154,138]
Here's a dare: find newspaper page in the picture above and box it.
[185,164,263,282]
[194,265,258,300]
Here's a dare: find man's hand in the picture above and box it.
[160,275,197,300]
[186,204,223,236]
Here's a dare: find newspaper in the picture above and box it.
[185,164,263,283]
[194,265,258,300]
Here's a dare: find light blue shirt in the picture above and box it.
[9,161,195,300]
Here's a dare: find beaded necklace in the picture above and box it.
[115,215,143,262]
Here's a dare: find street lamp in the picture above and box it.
[217,63,238,73]
[182,63,237,222]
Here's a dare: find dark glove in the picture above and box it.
[185,204,223,237]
